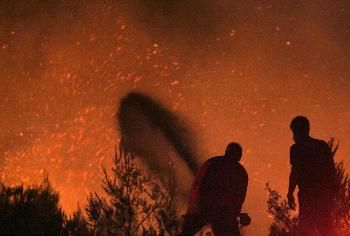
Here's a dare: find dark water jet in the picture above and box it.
[117,92,198,176]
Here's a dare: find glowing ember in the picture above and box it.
[1,2,349,235]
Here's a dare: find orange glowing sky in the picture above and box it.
[1,1,350,235]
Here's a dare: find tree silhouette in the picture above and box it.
[0,174,95,236]
[65,206,92,236]
[266,138,350,235]
[0,175,66,236]
[0,147,180,235]
[86,147,179,235]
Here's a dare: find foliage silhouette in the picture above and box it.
[0,147,180,235]
[266,183,298,236]
[0,175,65,236]
[0,175,94,236]
[86,147,179,236]
[266,138,350,235]
[65,206,93,236]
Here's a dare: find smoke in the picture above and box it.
[1,1,350,235]
[125,0,229,40]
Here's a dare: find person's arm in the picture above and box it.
[238,172,250,226]
[191,160,210,192]
[186,160,211,213]
[288,146,298,210]
[238,170,248,213]
[288,166,297,195]
[230,168,248,216]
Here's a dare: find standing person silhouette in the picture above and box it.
[287,116,336,236]
[178,142,249,236]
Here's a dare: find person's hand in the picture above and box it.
[239,213,251,226]
[287,193,296,210]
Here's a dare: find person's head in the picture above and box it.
[225,142,242,161]
[290,116,310,142]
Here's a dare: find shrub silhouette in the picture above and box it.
[266,138,350,235]
[86,147,179,235]
[266,183,298,236]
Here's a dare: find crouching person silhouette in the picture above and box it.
[178,142,249,236]
[287,116,336,236]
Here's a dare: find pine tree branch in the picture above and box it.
[134,198,164,234]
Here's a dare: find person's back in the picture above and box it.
[199,157,248,216]
[179,142,249,236]
[290,137,335,196]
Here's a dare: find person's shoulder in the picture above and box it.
[290,143,298,153]
[310,137,329,148]
[320,139,329,147]
[237,162,248,181]
[207,156,224,162]
[290,143,297,150]
[310,137,326,143]
[203,156,223,166]
[236,162,248,174]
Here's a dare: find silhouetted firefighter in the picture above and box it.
[178,142,250,236]
[287,116,336,235]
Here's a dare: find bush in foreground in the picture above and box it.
[86,148,179,235]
